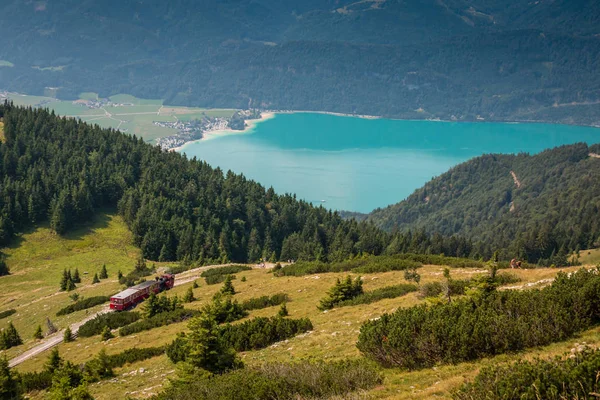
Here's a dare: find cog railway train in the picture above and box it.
[109,274,175,311]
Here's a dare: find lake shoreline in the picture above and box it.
[174,112,276,152]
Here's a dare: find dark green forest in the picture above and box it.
[0,103,479,264]
[0,103,598,265]
[368,142,600,264]
[1,0,599,125]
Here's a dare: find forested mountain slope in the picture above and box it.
[368,142,600,264]
[1,0,599,125]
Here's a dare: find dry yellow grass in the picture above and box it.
[12,262,589,399]
[3,221,593,399]
[0,121,5,142]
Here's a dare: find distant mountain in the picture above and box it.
[367,142,600,264]
[0,0,599,124]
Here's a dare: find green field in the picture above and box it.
[109,94,163,106]
[2,92,240,143]
[5,224,592,400]
[0,213,142,352]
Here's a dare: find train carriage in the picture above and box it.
[110,274,175,311]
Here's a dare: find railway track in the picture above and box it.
[8,263,247,368]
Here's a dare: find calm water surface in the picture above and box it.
[179,113,600,213]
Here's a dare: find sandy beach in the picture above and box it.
[173,112,276,152]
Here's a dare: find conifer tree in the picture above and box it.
[33,325,43,340]
[278,303,289,317]
[0,322,23,349]
[100,326,113,341]
[117,270,123,280]
[192,280,199,289]
[0,356,22,399]
[92,273,100,284]
[60,269,69,291]
[72,268,81,284]
[183,287,195,303]
[66,278,76,291]
[99,264,108,279]
[186,311,242,373]
[63,327,73,343]
[0,258,9,277]
[220,275,236,296]
[46,317,58,335]
[45,348,62,374]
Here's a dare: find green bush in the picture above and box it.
[353,259,422,273]
[220,316,313,351]
[201,265,251,285]
[105,347,165,368]
[274,254,486,278]
[56,296,110,316]
[152,359,381,400]
[78,312,140,337]
[208,295,248,324]
[493,272,521,286]
[20,370,53,392]
[241,294,289,311]
[419,279,471,298]
[0,309,16,320]
[119,309,201,336]
[318,276,363,310]
[337,284,418,307]
[357,268,600,370]
[453,348,600,400]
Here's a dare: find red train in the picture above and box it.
[110,274,175,311]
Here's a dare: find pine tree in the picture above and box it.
[72,268,81,283]
[241,276,247,282]
[63,327,73,343]
[135,257,147,272]
[278,303,289,317]
[0,322,22,349]
[100,326,113,341]
[186,311,242,373]
[94,349,114,378]
[192,280,199,289]
[92,273,100,284]
[66,278,76,291]
[99,264,108,279]
[33,325,43,340]
[183,287,196,303]
[46,317,57,335]
[144,292,159,319]
[0,356,22,399]
[45,348,62,374]
[0,258,9,277]
[220,275,236,296]
[159,244,169,262]
[60,269,69,291]
[117,270,123,280]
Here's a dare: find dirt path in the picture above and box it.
[510,171,522,188]
[8,263,263,368]
[590,153,600,159]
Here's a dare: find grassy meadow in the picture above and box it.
[2,92,239,143]
[2,214,595,399]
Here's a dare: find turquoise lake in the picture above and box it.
[178,113,600,213]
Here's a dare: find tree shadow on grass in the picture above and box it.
[2,209,117,262]
[61,209,114,242]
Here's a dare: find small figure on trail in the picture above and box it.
[510,259,522,269]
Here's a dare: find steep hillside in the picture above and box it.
[368,142,600,264]
[1,1,599,124]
